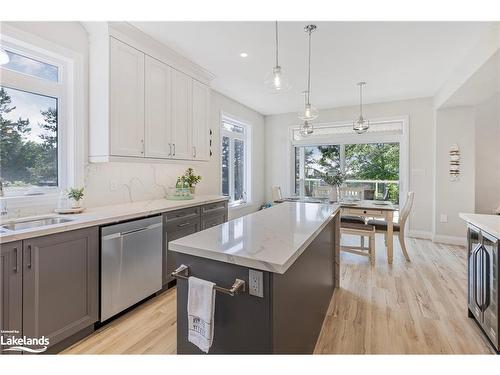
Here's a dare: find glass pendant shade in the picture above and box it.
[0,48,9,65]
[298,103,319,121]
[299,121,314,136]
[353,116,370,134]
[264,66,291,93]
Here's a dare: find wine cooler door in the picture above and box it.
[482,232,498,348]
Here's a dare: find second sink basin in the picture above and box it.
[1,217,73,231]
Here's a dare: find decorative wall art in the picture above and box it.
[449,144,460,181]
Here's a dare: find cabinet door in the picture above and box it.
[192,80,210,160]
[0,241,23,354]
[145,56,173,159]
[482,232,498,346]
[110,37,145,157]
[23,228,99,350]
[201,213,226,230]
[171,69,193,160]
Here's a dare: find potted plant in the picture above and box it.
[320,170,346,202]
[67,187,85,209]
[182,168,202,195]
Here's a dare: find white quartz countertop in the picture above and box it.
[459,213,500,239]
[169,202,340,274]
[0,195,228,244]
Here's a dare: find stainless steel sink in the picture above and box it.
[1,217,73,231]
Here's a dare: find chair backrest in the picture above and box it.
[340,187,364,200]
[399,191,415,226]
[312,185,332,199]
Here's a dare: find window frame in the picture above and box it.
[287,116,409,208]
[0,26,84,201]
[220,113,251,208]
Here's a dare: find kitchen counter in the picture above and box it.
[169,201,340,274]
[0,195,228,243]
[459,213,500,238]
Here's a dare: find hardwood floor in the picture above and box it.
[63,235,494,354]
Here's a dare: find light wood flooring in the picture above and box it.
[63,235,494,354]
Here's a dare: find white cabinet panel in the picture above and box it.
[145,56,172,159]
[109,38,145,157]
[192,81,210,161]
[171,69,192,160]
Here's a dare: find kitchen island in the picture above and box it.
[169,202,341,354]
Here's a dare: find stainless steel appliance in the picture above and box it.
[467,224,499,351]
[101,215,162,321]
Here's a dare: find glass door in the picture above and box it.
[482,232,498,347]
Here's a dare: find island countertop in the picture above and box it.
[460,213,500,238]
[169,202,340,274]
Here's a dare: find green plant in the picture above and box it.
[182,168,202,188]
[67,187,85,202]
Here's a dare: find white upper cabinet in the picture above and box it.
[171,69,193,160]
[192,80,210,161]
[109,38,145,157]
[145,56,173,159]
[86,23,214,163]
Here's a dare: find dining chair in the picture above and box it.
[367,191,415,261]
[340,222,377,265]
[340,187,364,201]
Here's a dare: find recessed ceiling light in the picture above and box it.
[239,52,248,58]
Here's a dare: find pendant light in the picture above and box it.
[299,120,314,136]
[264,21,291,93]
[353,81,370,134]
[298,24,319,123]
[0,48,9,65]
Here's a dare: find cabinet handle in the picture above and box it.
[140,139,144,155]
[27,245,32,269]
[482,246,491,311]
[13,247,19,273]
[168,143,172,156]
[193,146,196,158]
[173,143,176,156]
[177,222,190,228]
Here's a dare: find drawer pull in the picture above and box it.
[177,222,191,228]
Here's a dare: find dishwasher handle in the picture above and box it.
[102,222,162,240]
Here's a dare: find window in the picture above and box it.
[0,43,66,197]
[221,115,250,206]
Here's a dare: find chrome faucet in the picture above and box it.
[0,180,8,216]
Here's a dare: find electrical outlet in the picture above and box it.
[248,269,263,298]
[440,214,448,223]
[109,180,118,192]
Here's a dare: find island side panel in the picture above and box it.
[174,253,273,354]
[270,217,337,354]
[333,213,340,288]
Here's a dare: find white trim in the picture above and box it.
[0,24,86,197]
[287,115,410,208]
[432,234,467,247]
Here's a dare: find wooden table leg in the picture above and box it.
[386,211,394,264]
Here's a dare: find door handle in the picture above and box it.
[473,246,482,309]
[13,247,19,273]
[27,245,32,269]
[482,246,491,312]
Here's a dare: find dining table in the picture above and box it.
[339,200,399,263]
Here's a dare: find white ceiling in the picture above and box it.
[132,21,493,115]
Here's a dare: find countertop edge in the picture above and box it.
[0,196,229,244]
[459,213,500,239]
[169,205,341,274]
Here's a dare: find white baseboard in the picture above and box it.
[407,230,432,240]
[432,234,466,246]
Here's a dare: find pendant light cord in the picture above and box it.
[275,21,279,67]
[359,83,363,117]
[306,28,312,105]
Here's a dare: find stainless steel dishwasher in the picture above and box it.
[101,215,162,322]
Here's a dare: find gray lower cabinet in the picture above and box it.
[163,201,228,286]
[0,241,23,354]
[22,227,99,352]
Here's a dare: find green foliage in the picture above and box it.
[344,143,399,181]
[0,87,58,187]
[320,170,346,187]
[181,168,202,187]
[67,187,84,202]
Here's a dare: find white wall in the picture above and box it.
[3,22,266,219]
[265,97,435,236]
[434,106,476,241]
[474,93,500,214]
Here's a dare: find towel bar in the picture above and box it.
[172,264,246,296]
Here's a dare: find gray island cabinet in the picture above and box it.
[169,202,340,354]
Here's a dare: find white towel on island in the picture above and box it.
[188,276,216,353]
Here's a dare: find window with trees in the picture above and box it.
[0,47,63,197]
[221,116,249,206]
[295,142,400,203]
